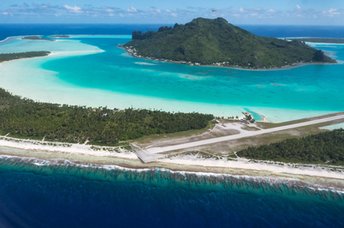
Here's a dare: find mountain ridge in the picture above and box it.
[124,17,336,69]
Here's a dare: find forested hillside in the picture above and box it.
[124,17,335,69]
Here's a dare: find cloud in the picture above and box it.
[323,8,341,17]
[105,8,115,16]
[0,3,343,24]
[0,3,63,16]
[127,6,138,13]
[64,5,82,14]
[150,7,161,14]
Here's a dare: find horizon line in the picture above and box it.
[1,22,344,27]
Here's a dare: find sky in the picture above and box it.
[0,0,344,25]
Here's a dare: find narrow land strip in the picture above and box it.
[144,114,344,155]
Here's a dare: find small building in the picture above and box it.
[241,112,255,124]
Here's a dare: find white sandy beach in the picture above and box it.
[0,136,343,189]
[0,136,137,159]
[160,155,344,180]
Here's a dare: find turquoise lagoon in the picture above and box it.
[1,35,344,122]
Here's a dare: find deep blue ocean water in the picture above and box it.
[0,158,343,228]
[1,24,344,227]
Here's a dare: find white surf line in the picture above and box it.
[146,114,344,154]
[0,37,12,43]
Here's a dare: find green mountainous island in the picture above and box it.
[124,17,335,69]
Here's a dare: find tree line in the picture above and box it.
[0,88,213,146]
[0,52,50,63]
[237,129,344,165]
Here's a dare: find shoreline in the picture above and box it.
[122,45,339,72]
[2,153,343,195]
[1,136,343,191]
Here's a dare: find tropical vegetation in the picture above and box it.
[237,129,344,165]
[0,89,213,146]
[0,51,50,63]
[124,17,335,69]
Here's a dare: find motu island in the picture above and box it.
[0,51,50,63]
[1,87,344,189]
[124,17,336,69]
